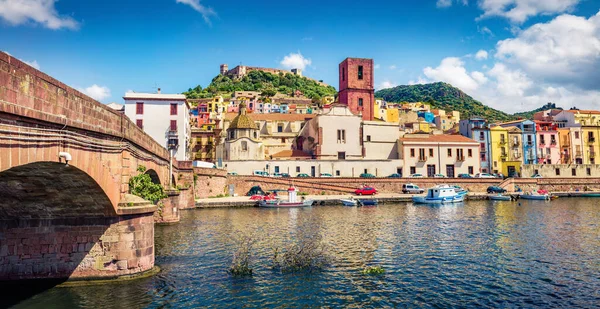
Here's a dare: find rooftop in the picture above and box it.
[565,110,600,115]
[224,113,316,122]
[271,149,312,159]
[123,92,186,100]
[400,134,479,144]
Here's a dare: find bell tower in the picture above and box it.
[338,58,375,121]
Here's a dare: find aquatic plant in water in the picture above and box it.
[272,222,330,273]
[362,266,385,275]
[229,234,254,277]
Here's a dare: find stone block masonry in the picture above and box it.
[0,213,154,280]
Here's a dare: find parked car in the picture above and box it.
[531,174,543,178]
[360,173,376,178]
[355,186,377,195]
[433,174,446,178]
[296,173,310,178]
[227,172,238,176]
[408,173,424,178]
[320,173,333,177]
[474,173,496,178]
[402,183,424,194]
[458,173,473,178]
[280,173,291,178]
[508,171,520,178]
[387,173,402,178]
[253,170,269,177]
[273,173,283,177]
[487,186,507,194]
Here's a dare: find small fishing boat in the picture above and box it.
[258,186,313,208]
[452,185,469,196]
[358,199,378,206]
[578,193,600,197]
[412,185,464,204]
[341,198,358,206]
[489,194,512,201]
[519,193,550,200]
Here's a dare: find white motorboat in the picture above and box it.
[412,185,464,204]
[258,186,313,208]
[341,198,358,206]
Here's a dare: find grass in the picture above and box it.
[362,266,385,275]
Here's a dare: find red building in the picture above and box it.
[338,58,375,121]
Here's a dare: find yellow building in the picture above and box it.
[490,126,521,177]
[384,108,400,123]
[555,110,600,164]
[208,96,225,113]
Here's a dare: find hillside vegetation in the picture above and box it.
[184,70,337,101]
[375,82,514,122]
[513,102,562,120]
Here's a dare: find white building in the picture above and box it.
[123,90,191,161]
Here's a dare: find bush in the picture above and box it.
[129,166,167,203]
[272,225,329,272]
[362,266,385,275]
[229,234,254,277]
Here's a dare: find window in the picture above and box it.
[479,132,485,140]
[241,141,248,151]
[136,119,143,129]
[447,149,452,157]
[170,120,177,131]
[364,169,368,174]
[468,166,474,174]
[296,166,300,173]
[358,98,363,107]
[468,149,472,157]
[275,166,280,173]
[338,152,346,160]
[136,102,144,114]
[278,123,284,133]
[419,148,426,160]
[281,138,286,143]
[494,161,497,168]
[366,135,371,142]
[253,132,258,139]
[555,168,560,176]
[572,168,576,176]
[342,67,345,81]
[429,148,434,157]
[540,135,545,144]
[410,148,415,157]
[170,103,178,115]
[337,130,346,143]
[336,170,341,176]
[586,167,591,176]
[575,131,580,139]
[410,166,416,174]
[358,65,364,80]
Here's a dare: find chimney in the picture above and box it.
[157,88,161,94]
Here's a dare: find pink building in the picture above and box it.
[535,121,560,164]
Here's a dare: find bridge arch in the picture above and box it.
[145,169,162,185]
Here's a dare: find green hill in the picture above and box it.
[183,70,337,101]
[375,82,514,122]
[513,102,561,120]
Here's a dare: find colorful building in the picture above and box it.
[553,110,600,164]
[499,119,537,165]
[535,121,560,164]
[399,133,480,177]
[459,117,491,173]
[489,126,521,177]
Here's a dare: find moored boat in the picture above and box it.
[341,198,358,206]
[258,186,313,208]
[412,185,464,204]
[519,193,550,200]
[358,199,378,206]
[452,185,469,196]
[578,193,600,197]
[490,194,512,201]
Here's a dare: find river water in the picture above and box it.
[9,198,600,308]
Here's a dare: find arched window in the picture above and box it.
[241,141,248,151]
[254,131,257,139]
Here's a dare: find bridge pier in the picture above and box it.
[0,208,155,281]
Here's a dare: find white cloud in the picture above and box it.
[0,0,78,30]
[408,76,429,85]
[23,59,40,69]
[423,57,485,92]
[280,52,311,70]
[487,63,532,97]
[478,26,494,37]
[475,50,488,60]
[378,80,397,90]
[374,64,380,69]
[77,84,111,102]
[436,0,468,8]
[389,65,397,70]
[495,12,600,89]
[477,0,580,23]
[176,0,216,25]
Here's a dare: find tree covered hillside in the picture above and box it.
[375,82,514,122]
[184,70,337,101]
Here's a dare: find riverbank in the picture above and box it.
[194,191,600,208]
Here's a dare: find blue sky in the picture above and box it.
[1,0,599,113]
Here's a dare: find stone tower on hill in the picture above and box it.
[338,58,375,121]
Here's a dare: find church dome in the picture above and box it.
[229,102,258,130]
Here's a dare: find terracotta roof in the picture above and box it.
[505,126,522,133]
[565,110,600,115]
[271,149,312,158]
[224,113,315,122]
[400,134,479,144]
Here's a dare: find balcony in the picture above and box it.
[576,151,583,158]
[588,137,596,143]
[526,141,534,146]
[550,140,557,146]
[539,140,546,146]
[512,153,522,160]
[512,141,520,147]
[167,130,179,149]
[499,139,507,145]
[500,152,508,158]
[457,155,465,162]
[418,156,428,162]
[590,151,596,158]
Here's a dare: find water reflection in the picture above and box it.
[9,198,600,308]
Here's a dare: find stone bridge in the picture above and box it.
[0,51,191,286]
